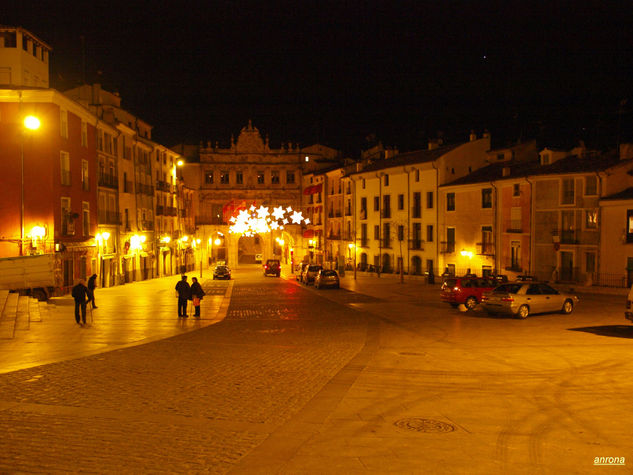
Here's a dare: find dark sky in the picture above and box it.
[6,0,633,154]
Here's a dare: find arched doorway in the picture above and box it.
[237,234,263,264]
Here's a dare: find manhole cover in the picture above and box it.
[394,418,456,433]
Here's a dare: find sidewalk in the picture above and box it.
[0,270,231,374]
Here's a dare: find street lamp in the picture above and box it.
[21,115,41,255]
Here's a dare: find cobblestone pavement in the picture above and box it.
[0,269,368,473]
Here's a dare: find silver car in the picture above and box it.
[482,282,578,319]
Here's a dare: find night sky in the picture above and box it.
[5,0,633,155]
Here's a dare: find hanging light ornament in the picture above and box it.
[228,204,306,236]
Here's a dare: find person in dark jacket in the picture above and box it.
[71,280,89,325]
[175,275,191,317]
[87,274,98,309]
[190,277,205,317]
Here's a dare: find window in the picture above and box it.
[271,170,280,184]
[60,109,68,138]
[286,171,295,184]
[586,252,596,274]
[220,171,230,184]
[426,191,434,209]
[362,179,366,189]
[81,160,89,191]
[481,226,493,254]
[205,171,214,184]
[627,210,633,243]
[446,227,455,253]
[382,195,391,218]
[361,223,368,244]
[384,223,391,247]
[426,224,433,242]
[510,241,521,270]
[22,35,28,51]
[1,31,17,47]
[585,176,597,196]
[374,225,380,240]
[585,209,598,229]
[513,183,520,196]
[82,202,90,237]
[360,197,367,219]
[481,188,492,208]
[384,174,389,186]
[81,121,88,147]
[257,171,265,184]
[398,225,404,241]
[510,207,522,231]
[447,192,455,211]
[374,196,380,212]
[60,151,71,185]
[415,169,420,182]
[411,192,421,218]
[104,132,112,154]
[398,194,404,210]
[236,171,243,184]
[61,197,73,235]
[561,178,575,205]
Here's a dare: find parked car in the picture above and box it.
[263,259,281,277]
[481,281,578,319]
[625,284,633,323]
[314,269,340,289]
[296,262,308,282]
[213,265,231,280]
[440,276,497,310]
[301,265,322,285]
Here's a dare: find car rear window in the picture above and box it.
[322,270,337,276]
[308,265,321,271]
[444,278,457,288]
[493,283,522,294]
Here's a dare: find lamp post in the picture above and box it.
[21,115,41,256]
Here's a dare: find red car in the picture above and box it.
[440,276,497,310]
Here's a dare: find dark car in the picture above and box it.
[440,276,497,310]
[301,265,322,285]
[314,269,340,289]
[626,285,633,323]
[213,265,231,280]
[263,259,281,277]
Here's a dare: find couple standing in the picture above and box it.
[175,275,205,317]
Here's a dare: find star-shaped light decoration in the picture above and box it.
[304,218,310,225]
[256,205,269,219]
[270,221,279,230]
[286,206,293,213]
[272,206,285,221]
[290,210,304,224]
[249,204,256,212]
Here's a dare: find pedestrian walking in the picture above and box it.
[190,276,205,317]
[87,274,98,309]
[175,275,191,318]
[71,279,89,325]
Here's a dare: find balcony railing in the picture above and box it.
[560,230,579,244]
[477,242,495,256]
[165,206,178,216]
[98,173,119,189]
[196,216,225,225]
[409,239,424,250]
[360,238,369,247]
[141,220,154,231]
[440,241,455,254]
[156,205,164,216]
[156,181,171,192]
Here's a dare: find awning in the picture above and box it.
[303,183,323,195]
[303,230,315,238]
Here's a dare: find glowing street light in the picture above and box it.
[20,114,41,255]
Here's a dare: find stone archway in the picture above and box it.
[237,234,263,264]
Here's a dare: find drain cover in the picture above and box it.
[394,418,456,433]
